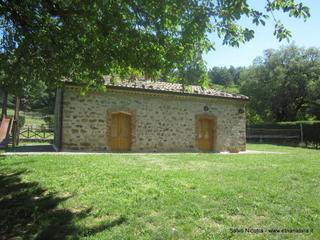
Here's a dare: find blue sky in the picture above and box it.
[204,0,320,69]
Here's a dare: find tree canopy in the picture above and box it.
[207,44,320,123]
[208,66,241,87]
[0,0,311,93]
[240,44,320,122]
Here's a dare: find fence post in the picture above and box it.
[300,123,304,143]
[12,96,21,147]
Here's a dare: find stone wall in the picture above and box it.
[60,86,246,152]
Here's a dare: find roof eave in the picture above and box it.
[63,82,249,101]
[106,85,249,101]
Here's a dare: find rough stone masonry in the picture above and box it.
[54,83,247,152]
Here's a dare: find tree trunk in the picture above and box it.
[12,96,21,147]
[1,90,8,119]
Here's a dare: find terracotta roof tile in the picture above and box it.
[103,77,248,100]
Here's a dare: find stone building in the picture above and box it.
[54,80,248,152]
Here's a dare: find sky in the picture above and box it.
[203,0,320,69]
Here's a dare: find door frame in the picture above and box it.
[106,110,136,151]
[195,114,217,152]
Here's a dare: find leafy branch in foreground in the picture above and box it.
[0,0,310,92]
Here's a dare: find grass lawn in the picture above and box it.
[7,109,52,128]
[0,144,319,239]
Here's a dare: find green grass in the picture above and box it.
[0,144,319,239]
[23,116,48,128]
[7,109,52,128]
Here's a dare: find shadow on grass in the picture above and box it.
[0,170,127,239]
[6,145,54,152]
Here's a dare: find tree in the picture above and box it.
[208,67,232,86]
[0,89,8,118]
[0,0,311,92]
[21,81,56,113]
[168,47,208,87]
[240,44,320,122]
[208,65,242,87]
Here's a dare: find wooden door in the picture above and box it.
[110,113,131,151]
[197,118,215,151]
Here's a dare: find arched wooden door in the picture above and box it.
[110,112,132,151]
[197,117,216,151]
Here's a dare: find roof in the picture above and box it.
[103,78,249,101]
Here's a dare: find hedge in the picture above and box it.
[247,121,320,129]
[303,123,320,147]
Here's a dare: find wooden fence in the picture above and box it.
[246,127,302,142]
[19,126,54,142]
[17,125,307,143]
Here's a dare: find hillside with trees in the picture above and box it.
[208,44,320,124]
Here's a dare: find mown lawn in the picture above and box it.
[0,144,319,239]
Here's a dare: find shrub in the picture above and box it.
[43,115,54,128]
[303,123,320,147]
[19,116,25,128]
[247,121,320,129]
